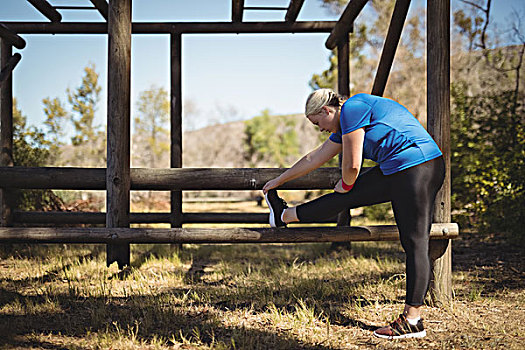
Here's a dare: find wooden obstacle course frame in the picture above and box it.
[0,0,455,304]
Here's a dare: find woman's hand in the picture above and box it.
[334,178,350,194]
[262,177,282,194]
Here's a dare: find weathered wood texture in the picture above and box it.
[106,0,132,268]
[334,37,352,250]
[427,0,452,306]
[0,24,26,49]
[325,0,368,49]
[13,211,340,225]
[170,32,183,228]
[0,167,352,190]
[0,40,14,227]
[0,53,21,83]
[0,21,337,34]
[337,39,350,98]
[371,0,411,96]
[27,0,62,22]
[89,0,109,20]
[285,0,305,22]
[0,223,459,244]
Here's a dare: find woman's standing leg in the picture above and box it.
[373,157,445,339]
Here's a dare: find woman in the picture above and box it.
[262,89,444,339]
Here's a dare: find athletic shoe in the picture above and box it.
[264,189,288,227]
[373,314,427,339]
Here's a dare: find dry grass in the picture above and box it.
[0,206,523,349]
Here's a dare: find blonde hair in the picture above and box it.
[305,89,342,116]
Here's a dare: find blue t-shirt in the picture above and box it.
[329,93,442,175]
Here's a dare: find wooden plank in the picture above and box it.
[427,0,452,306]
[13,211,340,225]
[371,0,411,96]
[325,0,368,49]
[27,0,62,22]
[0,40,14,227]
[285,0,305,23]
[170,33,183,229]
[0,53,22,83]
[106,0,132,268]
[0,24,26,49]
[0,21,337,34]
[89,0,109,20]
[0,167,355,190]
[232,0,245,23]
[0,223,459,244]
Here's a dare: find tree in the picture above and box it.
[66,63,105,167]
[132,86,170,168]
[311,0,427,117]
[42,97,68,165]
[243,110,299,167]
[12,99,63,211]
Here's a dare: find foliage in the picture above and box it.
[362,202,393,222]
[65,63,105,167]
[132,86,170,168]
[243,110,300,167]
[11,99,63,211]
[451,83,525,239]
[311,0,427,116]
[42,97,69,165]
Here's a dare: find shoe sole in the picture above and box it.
[264,193,276,227]
[373,330,426,339]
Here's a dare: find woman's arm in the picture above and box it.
[262,138,342,193]
[334,127,365,193]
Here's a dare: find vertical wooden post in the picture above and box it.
[170,32,183,237]
[427,0,452,306]
[0,40,14,227]
[106,0,132,268]
[333,36,352,250]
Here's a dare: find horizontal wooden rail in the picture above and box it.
[0,166,349,190]
[0,223,459,243]
[0,21,337,35]
[13,211,338,225]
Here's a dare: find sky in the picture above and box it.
[1,0,524,132]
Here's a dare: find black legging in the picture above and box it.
[296,156,445,306]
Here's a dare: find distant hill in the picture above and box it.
[183,114,322,168]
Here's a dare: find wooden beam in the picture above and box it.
[170,32,183,229]
[0,40,14,227]
[0,24,26,49]
[0,21,337,34]
[325,0,368,50]
[427,0,452,307]
[0,167,354,190]
[232,0,244,23]
[13,211,339,225]
[0,53,21,83]
[27,0,62,22]
[89,0,109,21]
[334,35,352,250]
[337,38,350,98]
[0,223,459,244]
[371,0,411,96]
[285,0,305,23]
[107,0,132,268]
